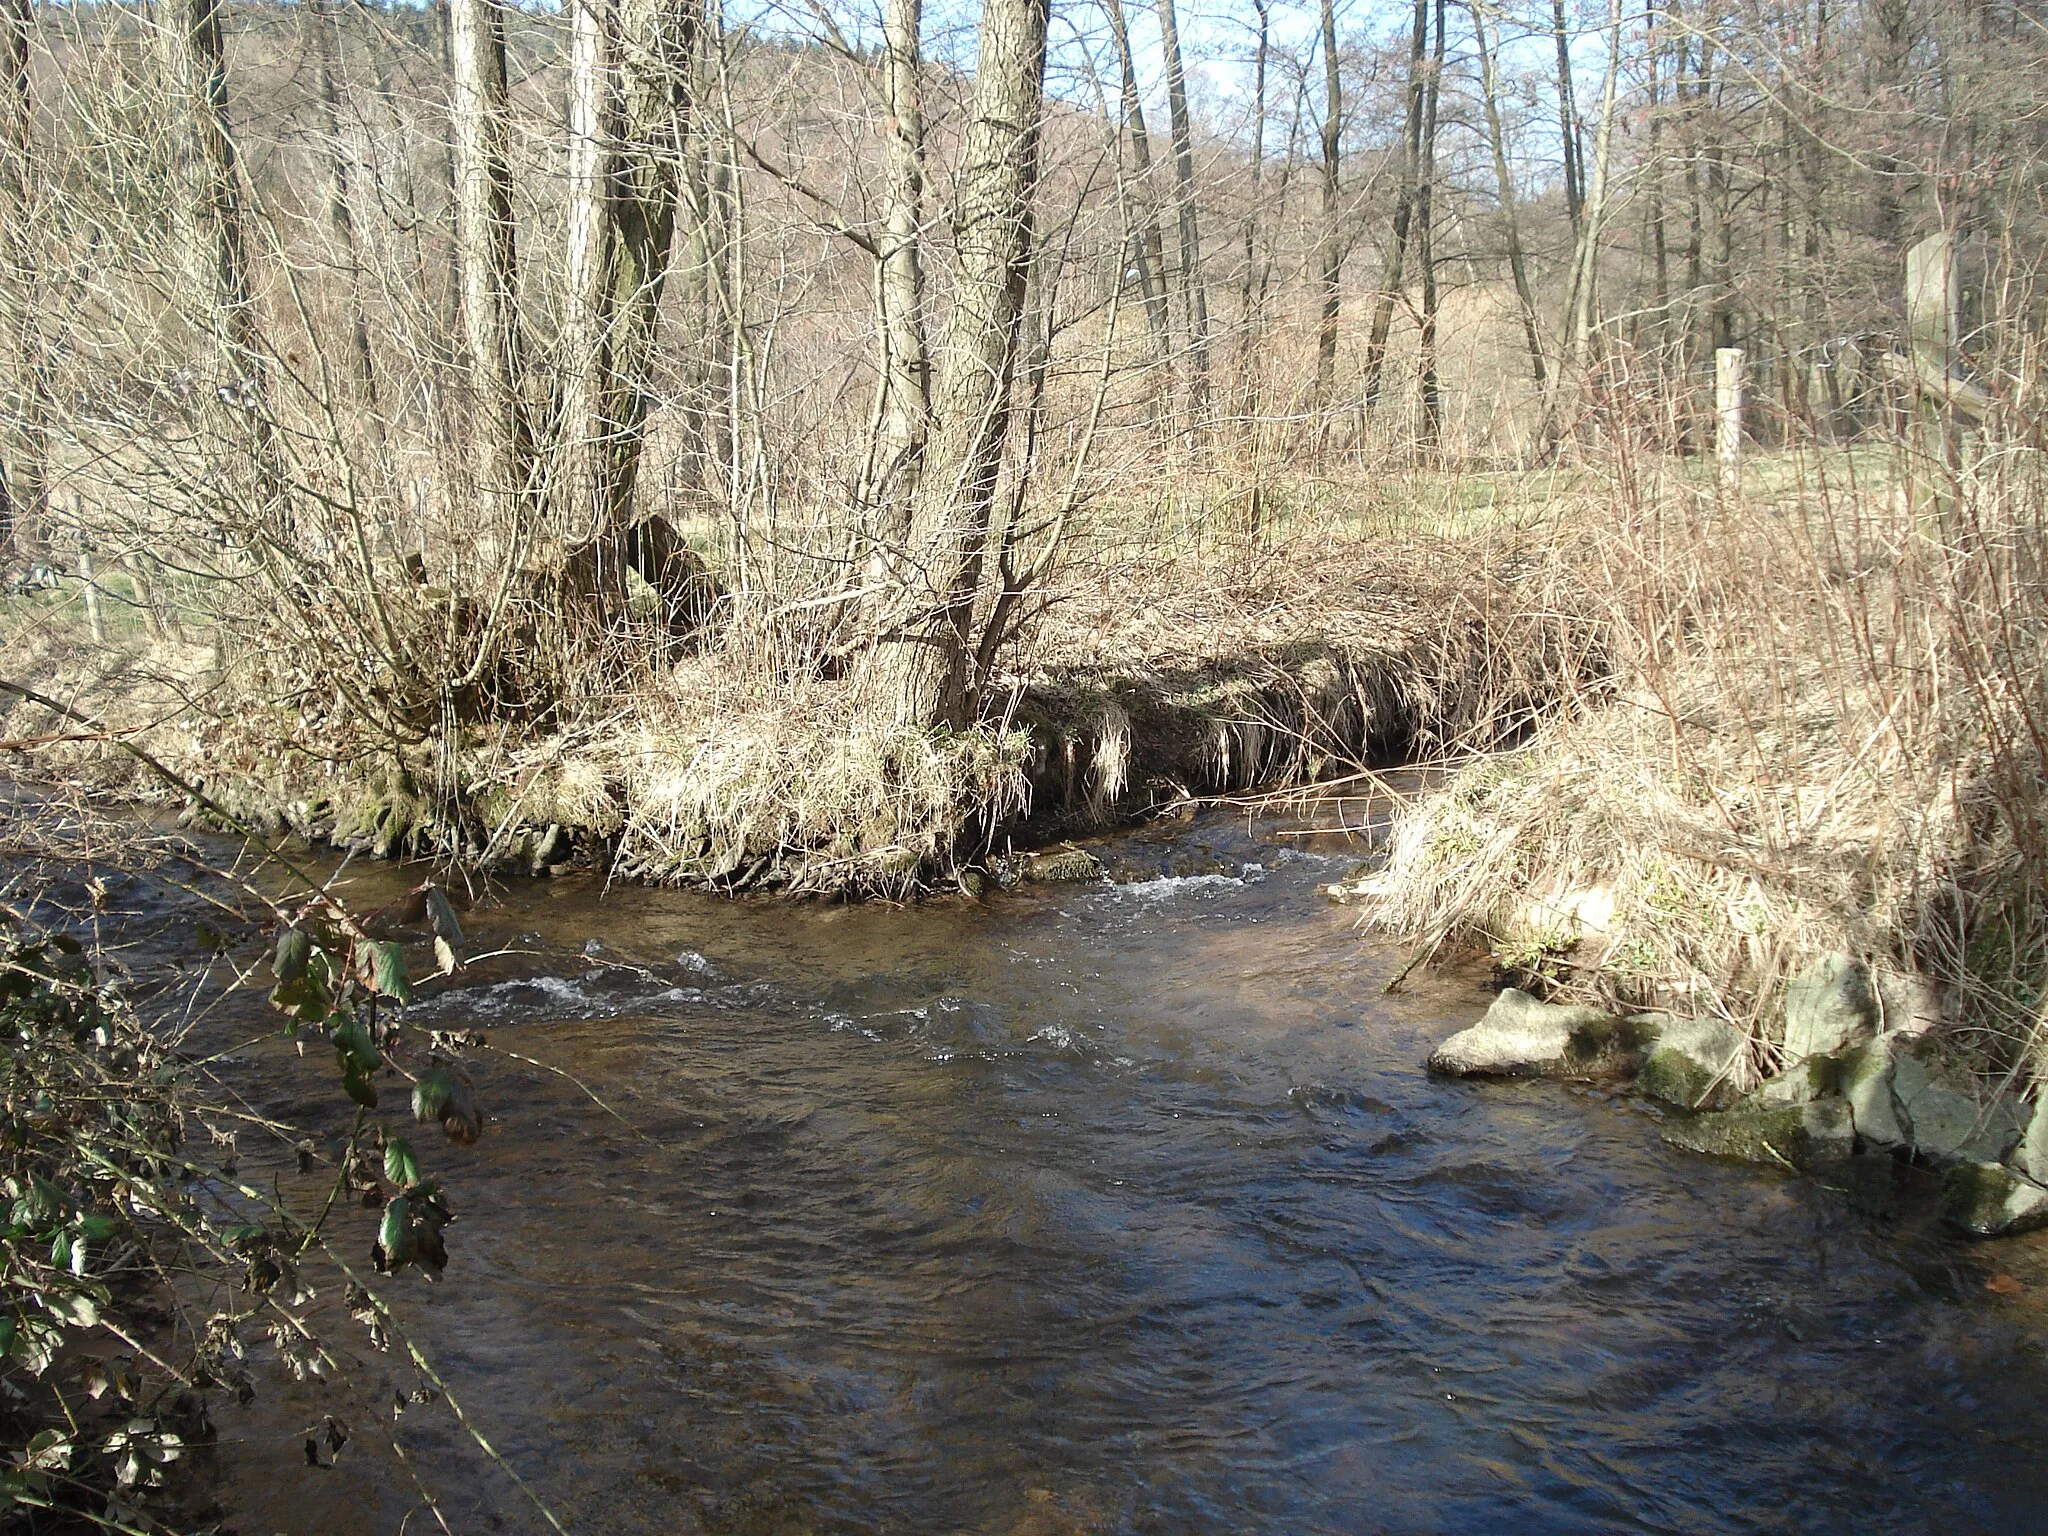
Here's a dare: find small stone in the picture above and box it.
[1781,952,1876,1062]
[1838,1036,1906,1148]
[1939,1162,2048,1238]
[1427,988,1644,1078]
[1662,1098,1854,1169]
[1634,1014,1751,1111]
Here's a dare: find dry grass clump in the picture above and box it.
[1366,439,2048,1080]
[595,694,1031,896]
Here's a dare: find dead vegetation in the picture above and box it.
[1361,436,2048,1087]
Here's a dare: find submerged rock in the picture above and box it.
[1662,1099,1854,1169]
[1021,848,1104,884]
[1939,1162,2048,1238]
[1782,953,1876,1062]
[1427,989,1645,1078]
[1634,1014,1751,1111]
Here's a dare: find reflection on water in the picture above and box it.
[203,819,2048,1535]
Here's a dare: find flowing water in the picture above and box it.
[182,815,2048,1535]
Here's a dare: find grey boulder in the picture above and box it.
[1427,989,1645,1079]
[1781,953,1877,1062]
[2014,1098,2048,1186]
[1634,1014,1751,1111]
[1940,1162,2048,1238]
[1662,1098,1855,1170]
[1890,1052,2027,1163]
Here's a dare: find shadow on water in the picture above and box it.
[188,815,2048,1535]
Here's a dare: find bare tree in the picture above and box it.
[1414,0,1447,450]
[559,0,699,610]
[1362,0,1431,413]
[304,0,380,428]
[1104,0,1171,378]
[867,0,932,529]
[870,0,1053,727]
[0,0,46,559]
[1313,0,1342,409]
[1469,0,1547,398]
[447,0,534,537]
[156,0,277,511]
[1155,0,1210,434]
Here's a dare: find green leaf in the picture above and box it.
[74,1214,119,1243]
[272,929,311,982]
[383,1136,421,1190]
[332,1016,379,1075]
[363,941,413,1005]
[374,1196,417,1270]
[412,1068,454,1124]
[341,1057,379,1109]
[424,887,465,948]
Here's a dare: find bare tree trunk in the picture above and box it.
[1551,0,1585,242]
[304,0,379,428]
[871,0,1051,728]
[448,0,534,537]
[1103,0,1169,379]
[1236,0,1270,406]
[1645,12,1669,358]
[867,0,930,530]
[1469,0,1547,398]
[157,0,278,514]
[1313,0,1342,409]
[0,0,47,560]
[1155,0,1209,436]
[1415,0,1447,453]
[1363,0,1431,413]
[562,0,696,575]
[1547,0,1625,451]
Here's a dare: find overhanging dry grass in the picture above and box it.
[3,495,1611,894]
[1365,436,2048,1082]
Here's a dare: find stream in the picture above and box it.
[183,814,2048,1535]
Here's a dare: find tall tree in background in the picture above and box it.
[1313,0,1342,409]
[1104,0,1171,384]
[1362,0,1430,412]
[304,0,380,429]
[448,0,534,538]
[1413,0,1446,449]
[1155,0,1209,435]
[0,0,45,558]
[157,0,277,513]
[867,0,931,529]
[1469,0,1547,400]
